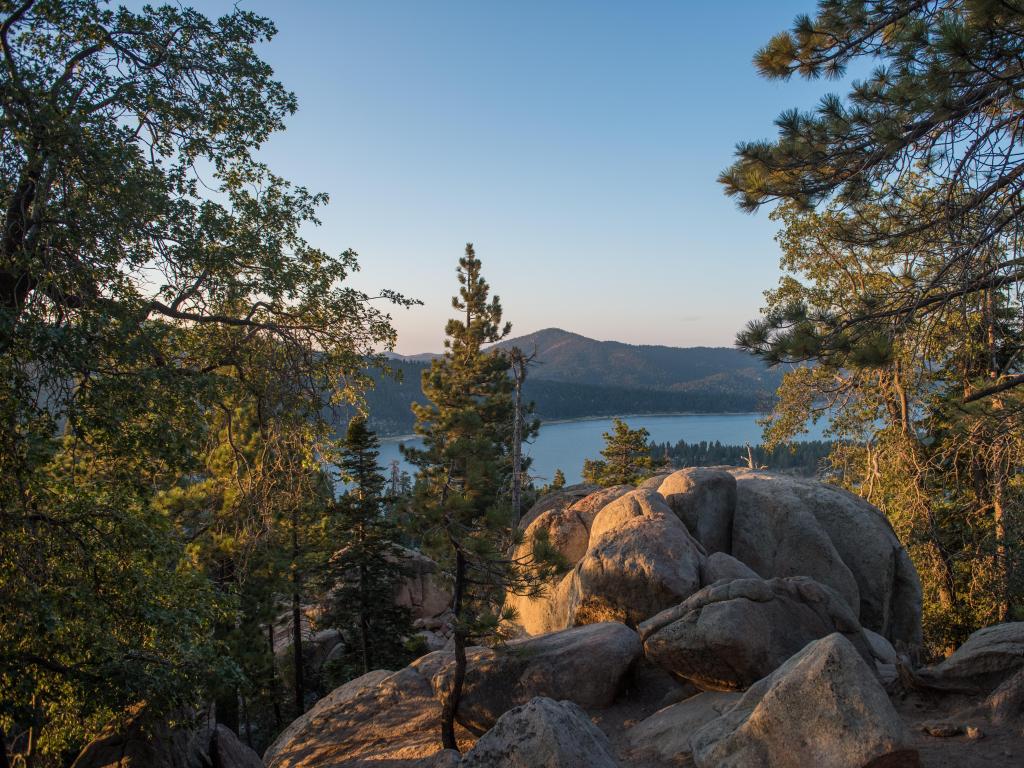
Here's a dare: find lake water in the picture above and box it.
[377,413,827,486]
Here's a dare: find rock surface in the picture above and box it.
[520,484,600,529]
[72,708,262,768]
[394,547,452,621]
[701,551,758,585]
[573,489,704,626]
[627,691,740,761]
[412,622,641,734]
[731,470,923,651]
[263,668,466,767]
[640,576,872,691]
[730,471,863,620]
[916,622,1024,693]
[658,468,736,554]
[461,697,620,768]
[690,633,919,768]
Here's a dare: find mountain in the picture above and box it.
[357,330,782,436]
[490,328,781,395]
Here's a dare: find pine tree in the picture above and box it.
[551,469,566,490]
[582,419,654,486]
[319,417,414,684]
[404,244,553,751]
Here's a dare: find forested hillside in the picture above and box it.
[367,330,782,435]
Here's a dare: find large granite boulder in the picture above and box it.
[730,470,922,652]
[263,668,465,767]
[520,484,600,529]
[411,622,641,735]
[394,547,452,621]
[916,622,1024,693]
[640,576,872,691]
[72,707,262,768]
[658,468,736,554]
[573,489,704,627]
[701,551,758,585]
[461,697,620,768]
[691,633,919,768]
[506,488,703,633]
[729,472,862,620]
[627,691,740,762]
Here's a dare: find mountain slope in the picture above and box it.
[491,328,781,394]
[362,330,782,435]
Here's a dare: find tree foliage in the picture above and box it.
[0,1,406,762]
[404,244,556,751]
[319,417,415,686]
[725,1,1024,405]
[582,418,654,486]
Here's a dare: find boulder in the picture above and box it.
[658,468,736,554]
[461,697,619,768]
[204,725,264,768]
[864,628,899,666]
[565,485,633,528]
[72,707,262,768]
[690,633,919,768]
[640,576,872,691]
[916,622,1024,693]
[520,484,600,529]
[506,568,579,636]
[637,472,672,490]
[263,668,467,767]
[730,470,922,651]
[412,622,641,734]
[701,552,758,585]
[627,691,740,762]
[394,547,452,621]
[573,489,704,626]
[729,471,862,618]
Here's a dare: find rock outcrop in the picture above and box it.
[701,551,757,585]
[627,691,740,762]
[461,697,620,768]
[657,468,736,555]
[915,622,1024,693]
[640,576,872,691]
[507,472,923,656]
[72,707,262,768]
[520,483,600,529]
[573,489,704,626]
[263,668,466,767]
[394,547,452,621]
[508,488,704,633]
[690,633,920,768]
[411,622,641,735]
[730,470,922,651]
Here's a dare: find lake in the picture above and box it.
[376,413,828,486]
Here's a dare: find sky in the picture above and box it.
[190,1,847,353]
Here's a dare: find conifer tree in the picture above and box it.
[320,417,414,682]
[582,419,654,486]
[551,469,566,490]
[405,244,553,751]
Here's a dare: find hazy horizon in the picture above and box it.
[186,1,853,353]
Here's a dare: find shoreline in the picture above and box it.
[379,410,767,443]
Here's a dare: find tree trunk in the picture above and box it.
[0,724,10,768]
[359,561,370,674]
[291,507,305,715]
[440,550,466,751]
[267,623,283,728]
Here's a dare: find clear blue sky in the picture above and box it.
[192,1,842,353]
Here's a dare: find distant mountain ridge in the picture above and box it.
[391,327,780,394]
[364,329,782,436]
